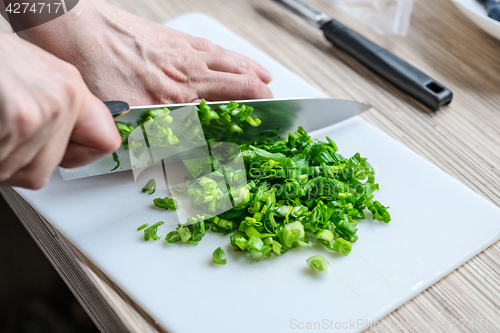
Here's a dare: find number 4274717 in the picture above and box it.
[5,2,63,14]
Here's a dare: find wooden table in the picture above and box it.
[2,0,500,332]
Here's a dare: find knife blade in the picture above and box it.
[273,0,453,111]
[60,97,370,180]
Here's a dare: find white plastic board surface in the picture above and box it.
[13,12,500,333]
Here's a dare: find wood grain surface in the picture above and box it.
[1,0,500,332]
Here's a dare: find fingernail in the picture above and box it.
[258,68,273,83]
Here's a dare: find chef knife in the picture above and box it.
[60,97,370,180]
[273,0,453,111]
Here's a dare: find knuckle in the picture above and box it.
[63,63,82,80]
[61,64,82,92]
[196,38,215,51]
[13,104,43,140]
[39,88,61,113]
[178,89,199,103]
[56,64,82,99]
[237,58,251,74]
[212,44,225,54]
[244,76,266,98]
[158,87,198,105]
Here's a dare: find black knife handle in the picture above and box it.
[485,0,500,21]
[321,19,453,111]
[104,100,130,119]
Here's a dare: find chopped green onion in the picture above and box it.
[316,229,334,243]
[306,255,330,274]
[272,241,282,255]
[111,121,135,171]
[176,226,192,243]
[126,101,390,270]
[110,152,120,171]
[153,197,178,211]
[328,238,352,256]
[137,223,149,231]
[142,222,164,241]
[166,231,181,243]
[142,179,156,195]
[212,247,227,265]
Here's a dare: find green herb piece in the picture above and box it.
[316,229,334,243]
[272,241,282,255]
[166,231,181,243]
[153,197,178,211]
[142,179,156,195]
[142,222,164,241]
[327,238,352,256]
[177,226,192,243]
[306,255,330,274]
[212,247,227,265]
[116,121,135,148]
[111,121,135,171]
[110,152,120,171]
[137,223,149,231]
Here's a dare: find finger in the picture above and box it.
[60,93,121,168]
[196,72,273,101]
[187,37,220,52]
[0,120,71,189]
[60,141,114,169]
[0,131,51,182]
[0,101,50,165]
[203,52,256,76]
[0,157,55,190]
[189,38,273,84]
[223,50,273,84]
[0,172,51,190]
[0,113,54,182]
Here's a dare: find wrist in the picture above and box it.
[17,0,105,51]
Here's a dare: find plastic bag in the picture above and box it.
[330,0,414,36]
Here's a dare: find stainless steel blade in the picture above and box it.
[59,98,370,180]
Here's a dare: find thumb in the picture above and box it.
[60,91,122,168]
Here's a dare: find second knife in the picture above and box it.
[273,0,453,111]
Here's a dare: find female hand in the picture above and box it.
[19,0,274,106]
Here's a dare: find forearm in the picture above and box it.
[17,0,104,52]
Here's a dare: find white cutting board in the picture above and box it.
[14,13,500,333]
